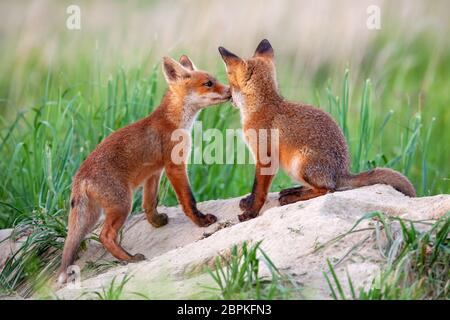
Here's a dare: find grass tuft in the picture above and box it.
[324,212,449,300]
[204,241,301,300]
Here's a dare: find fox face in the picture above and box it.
[162,56,231,108]
[218,39,278,109]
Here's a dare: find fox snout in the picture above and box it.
[207,83,231,104]
[218,85,231,101]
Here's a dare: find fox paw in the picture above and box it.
[239,194,254,211]
[279,194,301,206]
[130,253,146,262]
[238,211,258,222]
[149,213,169,228]
[196,213,217,227]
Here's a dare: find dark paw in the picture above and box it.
[238,211,258,222]
[130,253,146,262]
[196,213,217,227]
[239,195,254,211]
[279,194,299,206]
[279,186,303,197]
[149,213,169,228]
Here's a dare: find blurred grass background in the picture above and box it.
[0,0,449,230]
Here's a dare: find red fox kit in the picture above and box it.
[219,39,416,222]
[58,55,230,283]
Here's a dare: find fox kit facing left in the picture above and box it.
[219,39,415,222]
[58,56,230,283]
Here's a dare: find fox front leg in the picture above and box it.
[142,171,168,228]
[165,163,217,227]
[238,163,275,222]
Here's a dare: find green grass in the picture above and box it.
[0,66,442,227]
[204,241,300,300]
[324,212,449,300]
[0,209,65,296]
[74,274,150,300]
[0,0,449,297]
[1,34,449,234]
[81,274,133,300]
[0,66,444,295]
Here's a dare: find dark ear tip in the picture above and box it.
[218,46,230,58]
[218,46,240,61]
[255,39,273,56]
[257,39,272,49]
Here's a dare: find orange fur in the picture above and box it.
[58,56,230,284]
[219,39,416,222]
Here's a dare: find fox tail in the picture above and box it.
[337,167,416,197]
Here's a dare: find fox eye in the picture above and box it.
[203,80,213,88]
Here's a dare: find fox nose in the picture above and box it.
[224,86,231,99]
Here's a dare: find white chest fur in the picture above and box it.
[232,90,245,109]
[232,90,248,123]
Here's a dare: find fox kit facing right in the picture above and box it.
[58,55,230,283]
[219,39,416,222]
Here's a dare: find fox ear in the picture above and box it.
[162,57,191,84]
[218,46,243,67]
[254,39,274,59]
[179,55,197,71]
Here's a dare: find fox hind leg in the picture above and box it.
[279,187,328,206]
[279,161,335,206]
[100,206,146,262]
[279,186,303,197]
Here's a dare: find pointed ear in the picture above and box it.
[162,57,191,84]
[218,46,243,67]
[179,55,197,71]
[253,39,274,59]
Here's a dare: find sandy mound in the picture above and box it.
[2,185,449,299]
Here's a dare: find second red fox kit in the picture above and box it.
[219,39,416,222]
[58,55,230,283]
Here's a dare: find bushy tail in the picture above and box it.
[337,167,416,197]
[58,184,100,284]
